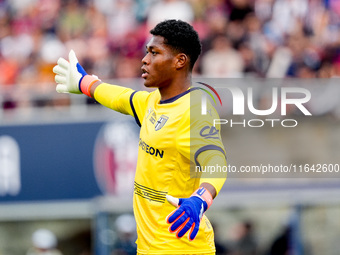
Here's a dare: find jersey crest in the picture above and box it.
[155,115,169,131]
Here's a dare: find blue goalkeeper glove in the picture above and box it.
[53,50,99,97]
[166,187,213,241]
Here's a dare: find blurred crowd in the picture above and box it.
[1,0,340,110]
[20,218,302,255]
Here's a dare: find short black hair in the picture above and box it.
[150,19,202,70]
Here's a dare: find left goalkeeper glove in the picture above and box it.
[166,187,213,241]
[52,50,100,97]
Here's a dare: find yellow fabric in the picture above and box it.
[137,253,215,255]
[94,84,227,254]
[197,150,227,196]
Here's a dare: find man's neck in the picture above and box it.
[159,75,191,101]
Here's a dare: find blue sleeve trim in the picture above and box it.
[194,145,226,167]
[130,91,141,127]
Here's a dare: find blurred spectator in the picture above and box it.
[57,229,92,255]
[146,0,194,30]
[267,226,292,255]
[228,0,254,22]
[26,229,63,255]
[230,221,257,255]
[211,221,231,255]
[0,54,19,86]
[270,0,308,37]
[37,0,61,34]
[93,0,138,45]
[242,13,271,76]
[254,0,273,22]
[266,46,292,78]
[57,1,88,41]
[114,55,142,79]
[111,214,137,255]
[201,34,244,77]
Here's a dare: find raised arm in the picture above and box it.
[53,50,150,122]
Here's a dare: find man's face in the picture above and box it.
[141,35,177,88]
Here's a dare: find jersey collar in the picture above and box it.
[159,87,199,104]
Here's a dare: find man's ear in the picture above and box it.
[175,53,189,70]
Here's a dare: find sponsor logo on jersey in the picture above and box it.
[200,125,220,139]
[139,138,164,158]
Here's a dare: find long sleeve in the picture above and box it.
[94,83,151,126]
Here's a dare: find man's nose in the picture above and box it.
[142,54,149,65]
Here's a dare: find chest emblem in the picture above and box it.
[155,115,169,131]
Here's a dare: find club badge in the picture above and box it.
[155,115,169,131]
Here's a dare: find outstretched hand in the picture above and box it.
[53,50,87,94]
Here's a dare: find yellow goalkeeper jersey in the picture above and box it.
[94,83,226,254]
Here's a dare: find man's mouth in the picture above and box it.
[141,67,148,78]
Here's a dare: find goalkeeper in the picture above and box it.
[53,19,227,255]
